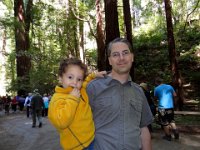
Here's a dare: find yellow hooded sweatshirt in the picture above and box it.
[48,73,95,150]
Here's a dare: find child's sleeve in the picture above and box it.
[48,94,80,130]
[82,73,96,89]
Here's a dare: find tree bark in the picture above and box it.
[122,0,134,80]
[96,0,106,71]
[104,0,120,70]
[164,0,184,110]
[14,0,32,95]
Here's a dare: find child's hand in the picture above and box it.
[95,71,107,77]
[70,88,80,98]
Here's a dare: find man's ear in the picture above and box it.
[131,53,134,62]
[108,57,112,65]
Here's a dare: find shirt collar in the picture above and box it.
[104,75,132,86]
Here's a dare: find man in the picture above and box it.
[154,78,179,141]
[87,38,153,150]
[31,89,44,128]
[140,83,156,133]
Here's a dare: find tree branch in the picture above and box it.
[68,0,96,38]
[183,0,200,31]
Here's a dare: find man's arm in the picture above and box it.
[141,126,152,150]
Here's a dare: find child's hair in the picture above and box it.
[58,58,88,79]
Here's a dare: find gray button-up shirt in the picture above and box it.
[87,76,153,150]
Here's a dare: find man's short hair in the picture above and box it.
[106,37,133,57]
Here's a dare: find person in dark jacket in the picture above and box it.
[31,89,44,128]
[140,83,156,133]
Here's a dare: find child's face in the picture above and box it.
[59,65,84,89]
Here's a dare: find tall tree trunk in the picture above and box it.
[104,0,120,70]
[14,0,32,95]
[122,0,134,80]
[74,0,79,57]
[78,1,84,62]
[122,0,133,46]
[164,0,184,110]
[67,5,77,57]
[96,0,106,71]
[79,20,85,62]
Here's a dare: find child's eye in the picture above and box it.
[68,76,73,79]
[78,78,83,82]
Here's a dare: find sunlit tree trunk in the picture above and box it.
[79,20,84,62]
[104,0,120,70]
[14,0,32,95]
[65,0,69,16]
[96,0,105,71]
[164,0,184,110]
[77,1,84,62]
[74,0,79,57]
[122,0,134,80]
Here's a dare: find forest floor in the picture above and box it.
[0,110,200,150]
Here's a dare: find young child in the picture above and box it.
[48,58,106,150]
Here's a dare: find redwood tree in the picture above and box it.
[14,0,32,94]
[164,0,184,110]
[122,0,134,80]
[96,0,106,71]
[104,0,120,70]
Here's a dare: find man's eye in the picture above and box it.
[123,51,130,55]
[112,53,119,57]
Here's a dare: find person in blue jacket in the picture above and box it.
[154,78,179,141]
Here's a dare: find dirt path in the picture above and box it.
[0,111,200,150]
[0,112,62,150]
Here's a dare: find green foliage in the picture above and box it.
[2,0,100,95]
[2,0,13,11]
[85,48,98,69]
[176,25,200,52]
[1,0,200,101]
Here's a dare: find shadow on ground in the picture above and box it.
[0,111,200,150]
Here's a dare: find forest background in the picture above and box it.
[0,0,199,110]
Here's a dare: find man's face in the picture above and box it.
[108,42,134,75]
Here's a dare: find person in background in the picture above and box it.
[154,78,179,141]
[0,96,3,111]
[87,37,153,150]
[17,95,25,112]
[24,93,32,118]
[31,89,44,128]
[48,94,52,102]
[48,58,106,150]
[11,96,18,113]
[4,95,11,115]
[42,93,49,117]
[140,82,156,132]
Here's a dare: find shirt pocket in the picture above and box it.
[129,99,142,125]
[94,96,113,108]
[93,96,115,124]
